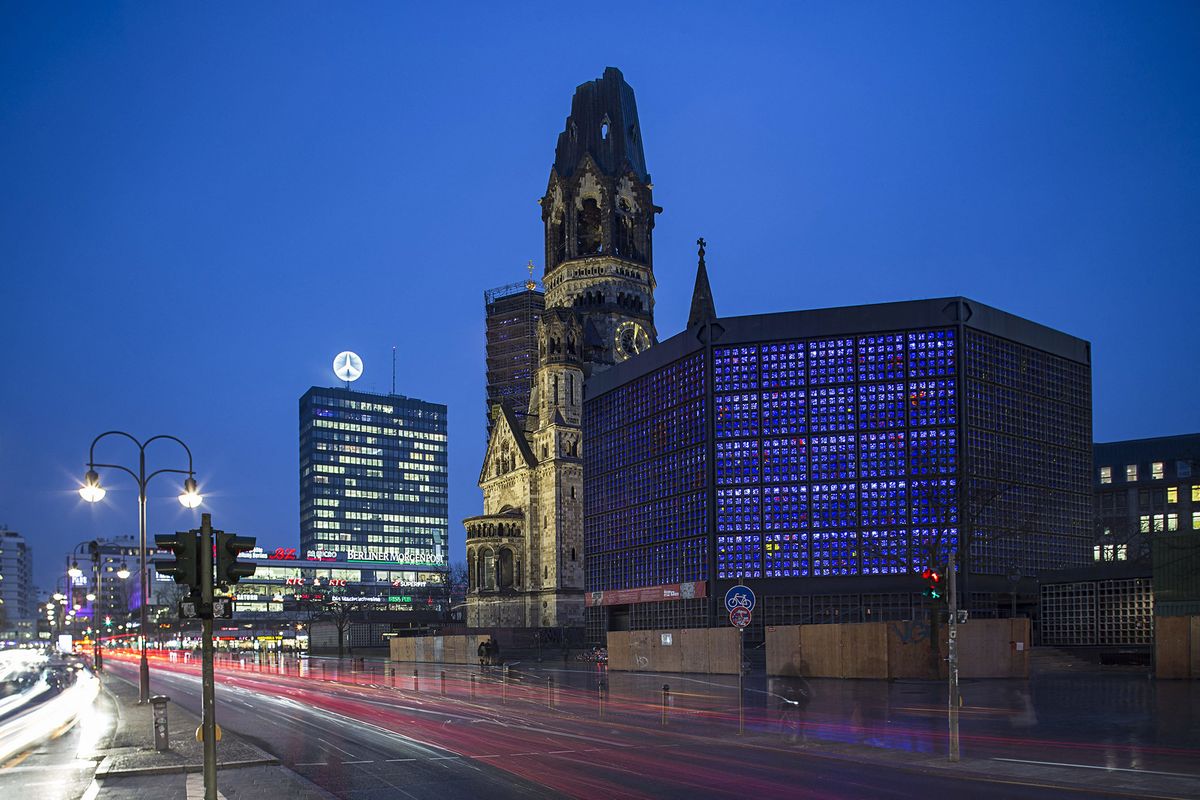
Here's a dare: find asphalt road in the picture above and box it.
[96,656,1144,800]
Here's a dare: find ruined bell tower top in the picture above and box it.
[552,67,649,183]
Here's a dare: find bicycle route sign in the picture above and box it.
[729,606,752,629]
[724,585,756,613]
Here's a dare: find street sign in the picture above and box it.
[729,606,751,629]
[724,585,756,613]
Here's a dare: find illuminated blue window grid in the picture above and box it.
[715,346,759,392]
[910,428,957,475]
[716,439,760,485]
[858,334,906,382]
[761,342,805,388]
[765,533,809,577]
[764,484,808,530]
[858,383,906,430]
[717,533,762,579]
[912,479,958,526]
[810,435,856,481]
[908,380,956,427]
[763,437,806,483]
[861,480,908,527]
[908,329,956,378]
[761,391,807,436]
[808,337,855,385]
[811,482,857,530]
[861,530,907,574]
[913,528,960,571]
[810,385,856,432]
[812,531,857,576]
[717,486,760,532]
[859,432,907,478]
[715,393,759,438]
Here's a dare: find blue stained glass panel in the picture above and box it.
[909,428,957,475]
[717,486,761,531]
[810,386,856,432]
[812,531,858,576]
[765,532,809,577]
[908,329,956,378]
[908,380,956,427]
[858,383,906,430]
[859,432,907,478]
[762,436,807,483]
[811,482,857,529]
[763,484,808,530]
[716,439,761,485]
[761,390,806,436]
[857,334,906,382]
[761,342,805,388]
[860,529,908,574]
[717,533,762,578]
[808,338,856,384]
[810,435,857,480]
[861,480,908,527]
[715,346,759,392]
[715,393,760,438]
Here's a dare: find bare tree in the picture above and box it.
[318,600,356,659]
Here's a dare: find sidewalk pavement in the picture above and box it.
[87,670,334,800]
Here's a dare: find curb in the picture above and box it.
[95,755,280,779]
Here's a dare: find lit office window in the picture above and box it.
[1192,485,1200,502]
[1139,515,1150,533]
[1193,511,1200,530]
[1151,462,1164,480]
[1099,466,1112,484]
[1116,544,1127,561]
[1167,513,1178,532]
[1167,486,1178,504]
[1126,464,1138,482]
[1152,514,1165,532]
[1093,545,1101,562]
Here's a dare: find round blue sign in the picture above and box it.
[724,585,756,613]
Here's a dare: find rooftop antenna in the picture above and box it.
[526,260,537,291]
[392,346,397,395]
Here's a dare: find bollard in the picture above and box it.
[470,673,476,700]
[546,676,554,709]
[413,669,419,692]
[441,670,446,696]
[391,666,398,689]
[598,678,606,719]
[502,665,509,704]
[661,684,670,726]
[150,695,171,752]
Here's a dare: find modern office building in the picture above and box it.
[583,260,1094,641]
[484,278,544,438]
[1092,434,1200,563]
[299,386,449,577]
[0,527,35,641]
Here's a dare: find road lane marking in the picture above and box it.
[992,758,1200,779]
[294,762,327,766]
[341,760,373,764]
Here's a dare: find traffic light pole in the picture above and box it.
[947,552,960,762]
[199,514,218,800]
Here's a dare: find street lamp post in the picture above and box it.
[80,431,202,704]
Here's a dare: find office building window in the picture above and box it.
[1167,486,1178,504]
[1151,462,1164,480]
[1152,514,1165,533]
[1179,461,1192,478]
[1139,515,1150,533]
[1167,513,1178,532]
[1126,464,1138,482]
[1192,485,1200,502]
[1099,466,1112,484]
[1193,511,1200,530]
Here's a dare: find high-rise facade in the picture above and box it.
[484,280,544,438]
[466,67,659,629]
[583,274,1094,639]
[300,387,448,573]
[0,528,34,641]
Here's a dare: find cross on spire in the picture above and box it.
[525,259,537,291]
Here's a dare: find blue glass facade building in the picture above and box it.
[584,298,1091,637]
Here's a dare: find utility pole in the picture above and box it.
[947,552,960,762]
[199,514,218,800]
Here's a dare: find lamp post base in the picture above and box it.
[140,654,151,704]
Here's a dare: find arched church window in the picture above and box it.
[483,548,496,591]
[571,547,577,561]
[601,117,610,140]
[576,198,602,255]
[498,548,514,589]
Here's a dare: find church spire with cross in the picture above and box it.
[687,236,717,328]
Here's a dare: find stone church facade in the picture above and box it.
[465,67,659,629]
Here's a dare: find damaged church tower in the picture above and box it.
[465,68,659,629]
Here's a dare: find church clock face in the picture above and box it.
[614,320,650,361]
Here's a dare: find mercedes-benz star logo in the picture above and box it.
[333,351,364,382]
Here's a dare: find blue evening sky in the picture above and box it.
[2,3,1197,591]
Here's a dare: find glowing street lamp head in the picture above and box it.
[178,476,202,509]
[85,593,96,602]
[117,563,131,580]
[53,592,65,601]
[68,561,82,578]
[80,469,106,503]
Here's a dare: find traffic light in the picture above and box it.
[215,531,257,586]
[155,532,199,592]
[922,567,943,600]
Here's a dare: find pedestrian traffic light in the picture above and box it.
[215,531,258,586]
[155,531,199,592]
[922,567,943,600]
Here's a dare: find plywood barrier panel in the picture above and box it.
[886,619,934,679]
[1190,617,1200,679]
[708,628,741,675]
[679,628,711,674]
[1155,617,1191,679]
[650,629,684,673]
[608,631,633,671]
[840,623,888,679]
[799,624,842,677]
[766,626,803,676]
[628,630,654,671]
[957,620,1013,678]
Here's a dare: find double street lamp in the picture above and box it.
[79,431,202,703]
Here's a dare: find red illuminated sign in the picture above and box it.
[270,547,297,560]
